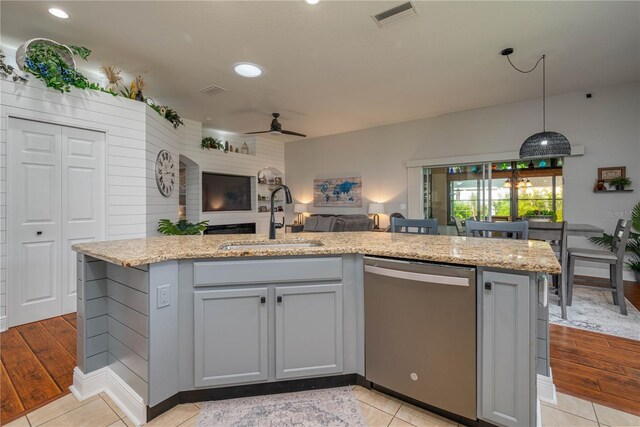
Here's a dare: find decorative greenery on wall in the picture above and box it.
[23,42,115,95]
[0,49,27,83]
[12,40,185,129]
[201,136,225,152]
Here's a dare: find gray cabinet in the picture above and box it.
[275,284,343,379]
[194,288,269,387]
[480,270,535,427]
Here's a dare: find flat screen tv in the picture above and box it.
[202,172,252,212]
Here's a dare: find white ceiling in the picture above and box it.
[1,1,639,141]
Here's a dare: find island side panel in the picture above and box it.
[77,254,108,374]
[106,262,150,403]
[148,260,180,407]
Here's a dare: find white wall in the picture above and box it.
[285,82,640,276]
[180,127,286,234]
[0,78,153,328]
[145,109,181,235]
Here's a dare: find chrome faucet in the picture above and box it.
[269,185,293,239]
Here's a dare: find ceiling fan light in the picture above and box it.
[270,130,282,135]
[519,131,571,160]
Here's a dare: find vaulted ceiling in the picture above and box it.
[1,1,638,141]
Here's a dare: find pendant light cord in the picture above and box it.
[505,53,546,131]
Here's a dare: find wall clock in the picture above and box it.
[155,149,175,197]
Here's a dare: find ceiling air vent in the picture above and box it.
[199,85,226,96]
[372,2,418,28]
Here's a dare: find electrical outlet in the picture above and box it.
[400,204,407,210]
[157,284,170,308]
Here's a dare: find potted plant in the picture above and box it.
[157,219,209,235]
[608,177,632,191]
[523,209,556,222]
[590,202,640,283]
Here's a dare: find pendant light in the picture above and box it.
[501,48,571,159]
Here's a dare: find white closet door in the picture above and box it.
[61,126,105,314]
[8,118,63,326]
[8,118,106,326]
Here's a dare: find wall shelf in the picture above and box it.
[593,189,633,193]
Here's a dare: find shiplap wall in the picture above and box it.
[183,127,286,235]
[0,79,286,328]
[145,109,180,235]
[0,79,150,329]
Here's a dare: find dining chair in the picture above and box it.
[528,221,569,319]
[454,217,466,236]
[391,218,438,235]
[566,219,632,315]
[465,220,529,240]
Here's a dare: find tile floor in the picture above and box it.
[4,386,640,427]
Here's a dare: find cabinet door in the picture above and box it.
[480,271,532,427]
[275,284,343,379]
[194,288,268,387]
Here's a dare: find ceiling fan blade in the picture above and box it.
[281,130,307,137]
[245,130,271,134]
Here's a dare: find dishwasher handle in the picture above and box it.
[364,265,470,287]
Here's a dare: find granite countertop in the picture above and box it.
[72,232,561,273]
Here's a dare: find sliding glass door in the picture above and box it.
[423,159,563,226]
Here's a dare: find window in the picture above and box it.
[423,159,563,225]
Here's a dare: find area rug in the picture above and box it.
[196,386,365,427]
[549,288,640,340]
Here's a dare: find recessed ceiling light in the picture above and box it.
[305,0,320,4]
[48,8,69,19]
[234,63,263,78]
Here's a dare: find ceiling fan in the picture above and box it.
[246,113,306,137]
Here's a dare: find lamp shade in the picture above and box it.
[519,131,571,160]
[294,203,308,213]
[368,203,385,214]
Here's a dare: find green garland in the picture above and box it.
[23,42,114,95]
[201,136,224,151]
[22,41,184,128]
[0,49,28,83]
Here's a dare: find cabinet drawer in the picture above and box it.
[194,257,342,286]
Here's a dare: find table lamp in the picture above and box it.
[294,203,308,224]
[368,203,385,229]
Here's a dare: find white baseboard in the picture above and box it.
[70,367,146,426]
[537,368,557,405]
[575,266,635,282]
[0,316,6,332]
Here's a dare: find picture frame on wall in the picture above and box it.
[598,166,626,182]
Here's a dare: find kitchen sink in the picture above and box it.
[219,242,324,250]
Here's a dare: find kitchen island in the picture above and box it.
[72,232,560,427]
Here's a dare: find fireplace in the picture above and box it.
[204,223,256,235]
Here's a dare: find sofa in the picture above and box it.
[303,214,373,232]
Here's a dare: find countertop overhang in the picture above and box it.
[72,232,561,274]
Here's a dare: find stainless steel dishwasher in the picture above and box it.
[364,256,477,420]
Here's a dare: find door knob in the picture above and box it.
[36,231,42,235]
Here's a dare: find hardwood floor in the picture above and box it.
[0,314,77,424]
[549,276,640,416]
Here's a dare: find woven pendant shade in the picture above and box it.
[519,131,571,159]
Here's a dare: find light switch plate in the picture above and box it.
[400,204,407,210]
[157,284,171,308]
